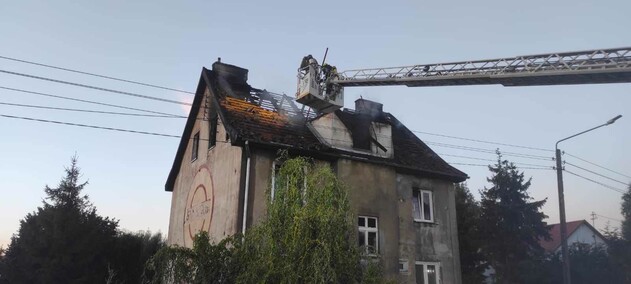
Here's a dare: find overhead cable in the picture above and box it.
[438,153,552,168]
[563,169,626,194]
[564,161,628,186]
[594,213,623,223]
[425,141,553,161]
[565,152,631,179]
[448,162,552,170]
[0,113,227,143]
[0,55,195,94]
[413,130,553,152]
[1,114,180,138]
[0,69,192,106]
[0,101,178,118]
[0,86,184,117]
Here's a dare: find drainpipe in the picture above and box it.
[242,140,251,235]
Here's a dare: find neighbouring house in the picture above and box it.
[539,220,607,254]
[165,61,468,283]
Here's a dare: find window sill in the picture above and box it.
[414,219,435,224]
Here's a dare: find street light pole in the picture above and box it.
[555,114,622,284]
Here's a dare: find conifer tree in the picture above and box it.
[479,153,549,284]
[0,157,119,283]
[455,183,487,283]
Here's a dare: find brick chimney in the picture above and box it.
[355,98,383,117]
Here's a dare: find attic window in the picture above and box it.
[192,131,200,161]
[208,115,218,149]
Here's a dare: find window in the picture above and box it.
[358,216,378,255]
[192,131,200,161]
[270,161,282,200]
[399,259,409,274]
[415,262,440,284]
[270,161,307,202]
[413,189,434,223]
[208,115,218,149]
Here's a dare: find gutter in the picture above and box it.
[241,140,251,234]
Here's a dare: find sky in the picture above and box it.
[1,0,630,248]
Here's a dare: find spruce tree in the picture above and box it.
[0,157,118,283]
[479,153,549,284]
[455,183,487,283]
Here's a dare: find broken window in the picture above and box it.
[413,189,434,223]
[358,216,378,255]
[192,131,200,161]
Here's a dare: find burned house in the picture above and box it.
[165,61,468,283]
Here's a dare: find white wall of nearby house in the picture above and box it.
[554,223,606,253]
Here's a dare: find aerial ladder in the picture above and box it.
[296,47,631,113]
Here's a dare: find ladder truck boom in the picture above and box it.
[296,47,631,113]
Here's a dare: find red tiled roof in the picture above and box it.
[539,220,587,253]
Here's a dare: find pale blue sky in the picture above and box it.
[1,0,630,248]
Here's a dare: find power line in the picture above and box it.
[413,130,553,152]
[564,161,629,186]
[0,69,192,106]
[564,169,626,194]
[425,141,553,161]
[565,152,631,179]
[594,213,623,223]
[0,55,195,95]
[0,101,178,118]
[0,113,228,143]
[1,114,180,138]
[0,86,184,117]
[448,162,552,170]
[438,153,552,168]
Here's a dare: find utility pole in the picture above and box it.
[591,212,597,227]
[554,114,622,284]
[555,149,571,284]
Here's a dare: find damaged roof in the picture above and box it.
[165,62,467,191]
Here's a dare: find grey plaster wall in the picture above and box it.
[336,158,400,280]
[397,174,461,284]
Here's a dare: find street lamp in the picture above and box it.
[555,114,622,284]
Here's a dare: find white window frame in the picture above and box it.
[415,261,441,284]
[413,189,434,223]
[358,216,378,255]
[271,161,308,202]
[399,259,410,274]
[270,161,282,201]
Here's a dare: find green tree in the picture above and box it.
[147,231,239,284]
[479,153,550,284]
[110,231,165,283]
[622,183,631,241]
[236,156,376,283]
[147,156,383,283]
[603,183,631,283]
[0,157,119,283]
[455,183,487,284]
[519,242,625,284]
